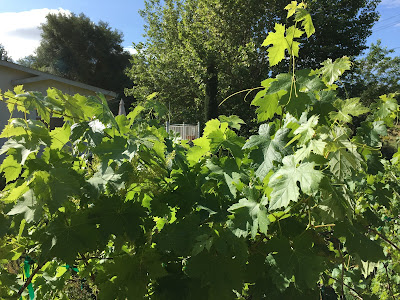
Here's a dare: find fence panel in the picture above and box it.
[166,122,200,141]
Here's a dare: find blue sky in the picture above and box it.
[0,0,399,60]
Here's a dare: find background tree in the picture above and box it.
[126,0,380,127]
[346,40,400,106]
[33,12,132,113]
[16,55,37,68]
[0,44,11,61]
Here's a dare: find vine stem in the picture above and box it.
[338,247,345,299]
[218,87,263,107]
[384,263,395,300]
[17,261,46,297]
[312,224,336,228]
[367,227,400,252]
[326,274,363,300]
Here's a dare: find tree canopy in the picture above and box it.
[0,44,11,61]
[33,12,132,103]
[126,0,380,127]
[346,40,400,106]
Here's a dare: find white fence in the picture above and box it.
[166,122,201,141]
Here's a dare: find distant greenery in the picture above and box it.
[126,0,380,127]
[347,40,400,106]
[0,44,11,61]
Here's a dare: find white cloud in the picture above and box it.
[381,0,400,7]
[0,8,71,61]
[124,46,137,55]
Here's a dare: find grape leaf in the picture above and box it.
[228,187,270,238]
[371,94,398,126]
[329,98,369,123]
[327,142,362,180]
[269,155,323,210]
[0,137,40,165]
[285,1,298,18]
[318,57,351,85]
[356,121,386,147]
[295,8,315,38]
[0,155,22,183]
[334,221,385,262]
[7,190,41,223]
[243,124,289,180]
[218,115,245,130]
[262,24,303,66]
[293,115,319,144]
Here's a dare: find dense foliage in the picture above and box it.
[1,2,399,299]
[126,0,380,126]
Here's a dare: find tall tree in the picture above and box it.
[346,40,400,106]
[126,0,380,126]
[34,13,132,104]
[0,44,11,61]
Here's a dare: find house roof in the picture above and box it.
[0,60,117,99]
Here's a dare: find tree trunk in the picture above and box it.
[204,62,218,122]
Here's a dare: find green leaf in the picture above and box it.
[327,142,362,180]
[295,8,315,38]
[314,177,352,223]
[329,98,369,123]
[285,1,298,18]
[371,94,398,126]
[318,57,351,85]
[243,124,289,180]
[192,234,214,256]
[269,155,323,210]
[228,187,269,238]
[262,24,303,66]
[294,139,326,162]
[7,190,41,223]
[127,105,145,126]
[356,121,386,147]
[334,221,385,262]
[252,89,284,122]
[0,155,22,183]
[218,115,245,130]
[42,213,99,263]
[293,115,319,144]
[87,165,124,192]
[50,123,71,150]
[0,137,40,165]
[187,137,210,164]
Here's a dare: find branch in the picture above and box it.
[326,274,363,300]
[17,261,46,297]
[367,227,400,253]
